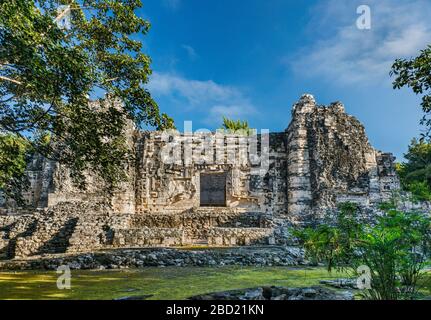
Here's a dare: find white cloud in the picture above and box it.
[289,0,431,86]
[162,0,181,10]
[147,72,258,125]
[181,44,198,60]
[207,104,257,123]
[148,72,239,105]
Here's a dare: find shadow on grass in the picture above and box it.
[2,267,430,300]
[0,266,355,300]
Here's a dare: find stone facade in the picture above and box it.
[0,94,400,258]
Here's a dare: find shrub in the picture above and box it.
[294,202,431,300]
[406,181,431,202]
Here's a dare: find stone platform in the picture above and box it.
[0,246,305,270]
[0,203,285,260]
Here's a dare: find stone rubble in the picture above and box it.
[188,286,354,300]
[0,246,305,270]
[319,278,359,289]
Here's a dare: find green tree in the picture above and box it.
[396,138,431,201]
[391,44,431,138]
[0,134,30,203]
[0,0,174,193]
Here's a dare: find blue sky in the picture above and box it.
[139,0,431,161]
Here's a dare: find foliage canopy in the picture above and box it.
[396,138,431,201]
[391,44,431,139]
[0,0,174,194]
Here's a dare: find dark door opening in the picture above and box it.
[200,173,227,207]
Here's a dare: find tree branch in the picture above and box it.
[0,75,22,85]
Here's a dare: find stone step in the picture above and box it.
[192,239,209,245]
[130,211,269,229]
[207,227,274,246]
[112,227,183,247]
[13,217,78,258]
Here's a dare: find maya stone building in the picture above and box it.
[0,94,400,259]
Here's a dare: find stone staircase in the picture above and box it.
[13,215,78,258]
[207,227,273,246]
[0,215,38,259]
[112,227,183,247]
[111,208,275,247]
[66,214,130,253]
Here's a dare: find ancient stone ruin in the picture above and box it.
[0,94,400,259]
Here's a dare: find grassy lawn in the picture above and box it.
[1,266,429,300]
[0,266,348,300]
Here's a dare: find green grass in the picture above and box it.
[0,266,346,300]
[1,266,429,300]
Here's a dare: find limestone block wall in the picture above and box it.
[285,94,315,223]
[207,227,273,246]
[0,203,120,258]
[112,228,184,247]
[0,238,8,259]
[134,131,269,214]
[13,216,79,258]
[376,152,400,198]
[29,102,138,214]
[22,155,56,208]
[0,214,38,258]
[128,210,270,243]
[66,214,131,253]
[46,160,136,215]
[258,133,288,217]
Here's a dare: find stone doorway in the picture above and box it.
[200,173,227,207]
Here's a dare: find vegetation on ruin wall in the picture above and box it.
[0,0,173,197]
[219,117,254,136]
[294,202,431,300]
